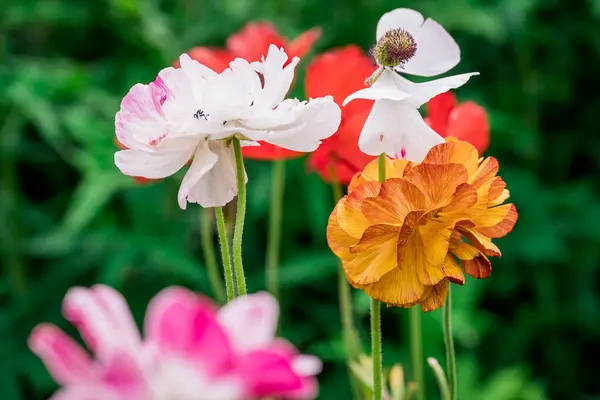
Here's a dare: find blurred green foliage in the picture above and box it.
[1,0,599,399]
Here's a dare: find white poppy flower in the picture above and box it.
[344,8,478,162]
[115,45,341,209]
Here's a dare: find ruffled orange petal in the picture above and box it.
[404,163,469,209]
[477,204,518,238]
[442,183,478,213]
[450,239,482,261]
[458,227,501,257]
[419,279,450,312]
[423,140,479,179]
[360,261,426,306]
[462,254,492,279]
[337,181,380,238]
[471,157,499,189]
[346,225,399,285]
[416,217,457,273]
[361,179,427,225]
[326,199,358,259]
[417,249,465,287]
[349,157,411,191]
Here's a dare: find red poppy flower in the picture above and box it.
[305,45,378,184]
[426,92,489,155]
[181,22,321,161]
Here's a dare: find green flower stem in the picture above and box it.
[200,208,225,303]
[411,307,425,400]
[232,138,247,296]
[428,357,451,400]
[215,207,235,301]
[444,286,458,400]
[370,153,387,400]
[331,172,362,400]
[266,159,285,301]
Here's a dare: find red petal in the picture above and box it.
[446,101,490,155]
[227,22,286,62]
[180,47,232,73]
[426,92,456,136]
[242,143,304,161]
[286,27,322,59]
[305,45,377,107]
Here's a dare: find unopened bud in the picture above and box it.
[372,29,417,68]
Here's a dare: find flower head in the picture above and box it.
[305,45,378,184]
[426,92,490,155]
[327,139,517,311]
[115,45,341,208]
[343,8,478,162]
[29,286,321,399]
[182,22,322,161]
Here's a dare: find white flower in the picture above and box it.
[344,8,478,162]
[115,45,341,209]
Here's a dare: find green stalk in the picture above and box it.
[200,208,225,303]
[265,159,285,300]
[232,138,247,296]
[444,286,457,400]
[411,307,425,400]
[370,153,387,400]
[215,207,235,300]
[428,357,451,400]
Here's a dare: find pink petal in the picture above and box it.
[62,286,140,359]
[28,324,95,385]
[237,350,304,398]
[218,292,279,351]
[100,351,147,397]
[144,287,234,376]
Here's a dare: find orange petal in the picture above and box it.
[349,157,411,191]
[417,251,465,286]
[361,179,426,225]
[471,156,499,189]
[346,225,399,285]
[462,254,491,279]
[459,227,501,257]
[416,217,456,269]
[442,183,478,213]
[419,280,450,312]
[326,199,359,259]
[360,262,426,306]
[337,182,380,235]
[286,27,322,59]
[404,163,469,209]
[477,204,518,238]
[450,239,482,261]
[422,140,479,179]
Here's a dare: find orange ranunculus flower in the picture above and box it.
[327,139,517,312]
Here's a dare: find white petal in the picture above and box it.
[217,292,279,351]
[178,53,218,81]
[358,100,443,161]
[343,69,411,106]
[261,96,342,152]
[177,140,218,209]
[115,148,193,179]
[398,73,479,107]
[377,8,425,40]
[255,45,299,109]
[400,18,460,77]
[178,140,245,209]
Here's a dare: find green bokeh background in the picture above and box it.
[2,0,599,399]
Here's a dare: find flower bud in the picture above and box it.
[372,29,417,68]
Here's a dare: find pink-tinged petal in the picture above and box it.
[218,292,279,351]
[28,324,94,385]
[238,350,306,398]
[62,286,140,358]
[144,287,234,376]
[291,355,322,377]
[49,385,112,400]
[100,351,147,397]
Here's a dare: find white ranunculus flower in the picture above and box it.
[115,45,341,209]
[344,8,478,162]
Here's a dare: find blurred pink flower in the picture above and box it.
[29,286,321,400]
